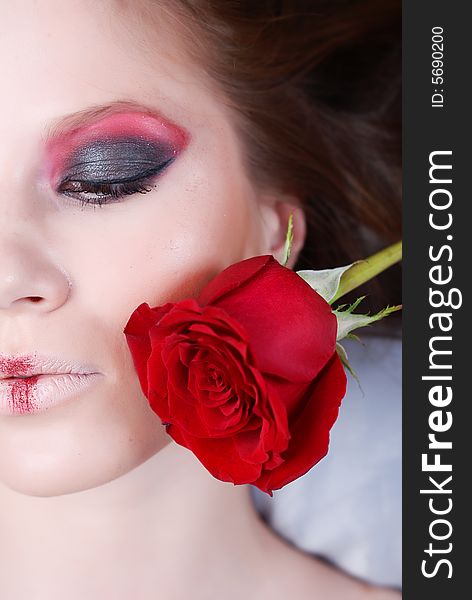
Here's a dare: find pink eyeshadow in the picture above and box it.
[44,111,190,186]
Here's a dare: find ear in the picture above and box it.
[257,197,307,269]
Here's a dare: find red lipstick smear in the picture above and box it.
[44,110,190,186]
[0,356,38,413]
[8,377,40,414]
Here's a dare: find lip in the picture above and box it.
[0,353,102,415]
[0,353,98,379]
[0,372,103,415]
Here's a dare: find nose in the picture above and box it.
[0,231,71,314]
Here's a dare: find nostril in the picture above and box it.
[27,297,43,303]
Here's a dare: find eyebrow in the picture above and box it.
[42,99,164,141]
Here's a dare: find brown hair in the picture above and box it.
[158,0,402,327]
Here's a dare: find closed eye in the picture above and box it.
[57,157,175,208]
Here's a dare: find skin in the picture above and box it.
[0,1,400,598]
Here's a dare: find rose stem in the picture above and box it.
[331,240,402,303]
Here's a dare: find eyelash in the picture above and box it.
[58,159,174,208]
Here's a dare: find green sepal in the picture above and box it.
[281,213,294,267]
[334,298,402,341]
[331,241,402,303]
[336,342,363,392]
[296,263,359,304]
[296,241,402,305]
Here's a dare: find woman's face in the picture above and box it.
[0,0,278,496]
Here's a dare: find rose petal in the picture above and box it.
[255,352,346,493]
[169,426,263,484]
[197,255,272,306]
[201,257,337,382]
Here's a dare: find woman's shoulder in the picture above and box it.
[254,523,401,600]
[278,554,401,600]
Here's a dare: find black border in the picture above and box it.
[403,1,468,596]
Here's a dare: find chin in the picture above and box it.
[0,439,169,498]
[0,399,169,497]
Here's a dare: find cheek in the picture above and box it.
[64,158,263,326]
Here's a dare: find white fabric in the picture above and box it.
[250,335,402,589]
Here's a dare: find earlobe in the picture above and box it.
[258,199,307,269]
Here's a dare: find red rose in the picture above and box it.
[124,255,347,495]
